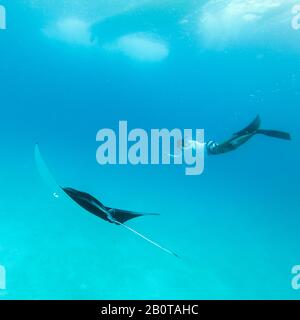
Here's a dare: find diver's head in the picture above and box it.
[177,138,193,150]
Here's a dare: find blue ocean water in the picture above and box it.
[0,0,300,299]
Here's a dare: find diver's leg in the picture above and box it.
[257,129,291,141]
[234,115,261,136]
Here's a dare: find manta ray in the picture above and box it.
[34,144,179,258]
[63,187,159,224]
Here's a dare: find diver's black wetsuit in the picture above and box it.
[206,115,291,155]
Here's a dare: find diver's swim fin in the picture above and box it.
[234,115,261,136]
[257,129,291,141]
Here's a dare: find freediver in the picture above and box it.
[176,115,291,156]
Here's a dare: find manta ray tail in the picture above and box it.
[118,222,180,259]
